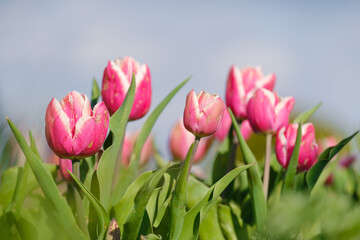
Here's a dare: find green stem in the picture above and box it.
[187,136,200,179]
[73,160,90,239]
[263,134,272,200]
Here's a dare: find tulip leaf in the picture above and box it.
[179,164,254,240]
[69,171,110,240]
[187,176,225,240]
[169,143,194,240]
[88,170,101,240]
[306,131,359,190]
[97,73,136,211]
[114,171,153,230]
[6,118,85,240]
[122,164,171,240]
[283,123,302,190]
[218,204,238,240]
[110,77,190,207]
[228,108,266,229]
[91,77,101,108]
[293,102,322,124]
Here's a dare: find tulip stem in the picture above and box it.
[73,159,90,239]
[188,136,201,179]
[263,134,272,200]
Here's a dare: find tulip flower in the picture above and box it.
[247,88,295,135]
[121,132,153,167]
[275,123,318,172]
[59,158,73,182]
[45,91,110,159]
[183,90,225,138]
[226,66,276,120]
[101,56,151,120]
[214,108,253,141]
[169,119,212,163]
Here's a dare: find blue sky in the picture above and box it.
[1,1,359,158]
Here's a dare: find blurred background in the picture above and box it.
[1,0,359,160]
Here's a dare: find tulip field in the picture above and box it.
[1,57,360,240]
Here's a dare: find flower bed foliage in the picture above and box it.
[0,57,359,240]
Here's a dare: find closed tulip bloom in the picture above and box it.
[275,123,318,172]
[226,66,276,120]
[102,56,151,120]
[214,108,253,141]
[59,158,73,182]
[247,88,295,134]
[121,132,152,167]
[183,90,225,138]
[45,91,110,159]
[169,119,212,164]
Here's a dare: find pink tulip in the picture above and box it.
[226,66,276,120]
[246,88,295,134]
[121,132,152,167]
[169,119,212,164]
[183,90,225,138]
[214,108,253,141]
[59,158,73,181]
[275,123,318,172]
[101,56,151,120]
[45,91,110,159]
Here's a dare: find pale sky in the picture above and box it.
[1,1,359,158]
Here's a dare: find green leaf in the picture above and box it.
[283,123,302,189]
[91,77,101,108]
[6,118,85,240]
[218,204,237,240]
[114,171,153,229]
[122,164,171,240]
[88,170,101,240]
[306,131,359,190]
[212,136,231,184]
[293,102,322,124]
[169,142,194,240]
[110,77,190,207]
[179,164,254,240]
[69,171,110,240]
[187,176,225,240]
[97,74,136,211]
[228,109,266,229]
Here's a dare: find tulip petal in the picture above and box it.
[275,127,288,168]
[246,89,276,134]
[274,96,295,131]
[226,65,247,119]
[183,90,200,134]
[45,98,74,158]
[129,64,152,120]
[72,116,96,156]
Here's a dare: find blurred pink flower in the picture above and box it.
[226,66,276,120]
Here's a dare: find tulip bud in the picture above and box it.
[183,90,225,138]
[247,88,295,135]
[45,91,110,159]
[121,132,152,167]
[275,123,318,172]
[101,56,151,120]
[59,158,73,181]
[226,66,276,120]
[169,119,212,164]
[214,108,253,141]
